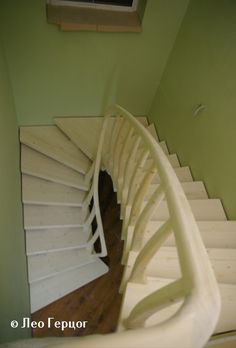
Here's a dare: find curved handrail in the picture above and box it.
[52,104,221,348]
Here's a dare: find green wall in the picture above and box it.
[149,0,236,219]
[0,40,30,343]
[0,0,189,125]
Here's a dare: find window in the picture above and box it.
[62,0,134,6]
[47,0,146,32]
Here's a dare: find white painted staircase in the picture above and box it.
[20,125,108,313]
[17,106,236,348]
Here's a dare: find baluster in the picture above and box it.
[126,148,150,208]
[82,182,94,208]
[84,205,95,226]
[112,119,129,189]
[130,185,165,252]
[107,115,122,176]
[84,161,95,185]
[128,161,157,227]
[121,148,150,238]
[125,278,185,329]
[121,135,141,213]
[117,126,134,200]
[101,117,114,168]
[130,219,172,283]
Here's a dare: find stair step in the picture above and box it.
[26,227,91,255]
[146,124,159,142]
[143,221,236,249]
[30,259,109,312]
[28,248,95,283]
[24,205,88,230]
[127,247,236,284]
[179,181,208,199]
[55,116,148,160]
[146,181,208,201]
[137,116,149,127]
[22,175,86,206]
[144,153,180,169]
[20,126,91,174]
[55,117,103,160]
[143,199,226,221]
[21,145,89,190]
[160,141,169,155]
[151,166,193,183]
[147,181,209,202]
[167,154,180,168]
[118,280,236,334]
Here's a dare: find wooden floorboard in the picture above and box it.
[32,171,124,337]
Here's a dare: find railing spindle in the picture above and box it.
[130,185,165,252]
[125,278,186,329]
[130,219,172,283]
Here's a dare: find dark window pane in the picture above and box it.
[94,0,133,6]
[62,0,133,6]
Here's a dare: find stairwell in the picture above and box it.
[16,107,236,347]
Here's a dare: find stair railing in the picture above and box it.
[62,104,221,348]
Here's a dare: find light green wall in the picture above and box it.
[149,0,236,219]
[0,40,30,343]
[0,0,189,125]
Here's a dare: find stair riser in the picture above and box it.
[26,227,91,255]
[21,145,89,191]
[20,126,91,174]
[28,248,95,283]
[22,175,86,207]
[24,205,88,230]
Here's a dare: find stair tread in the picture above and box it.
[55,117,103,160]
[127,246,236,284]
[146,124,159,142]
[28,248,96,283]
[26,227,91,255]
[30,259,109,313]
[142,199,227,221]
[146,181,208,200]
[24,204,88,230]
[143,220,236,249]
[144,153,180,169]
[55,116,148,160]
[159,141,169,155]
[20,126,91,174]
[118,280,236,334]
[167,153,180,168]
[151,166,193,183]
[22,174,86,206]
[21,145,89,190]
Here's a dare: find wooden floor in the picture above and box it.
[32,171,124,337]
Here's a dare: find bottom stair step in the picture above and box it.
[118,280,236,335]
[30,259,109,313]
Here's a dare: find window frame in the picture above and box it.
[47,0,139,13]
